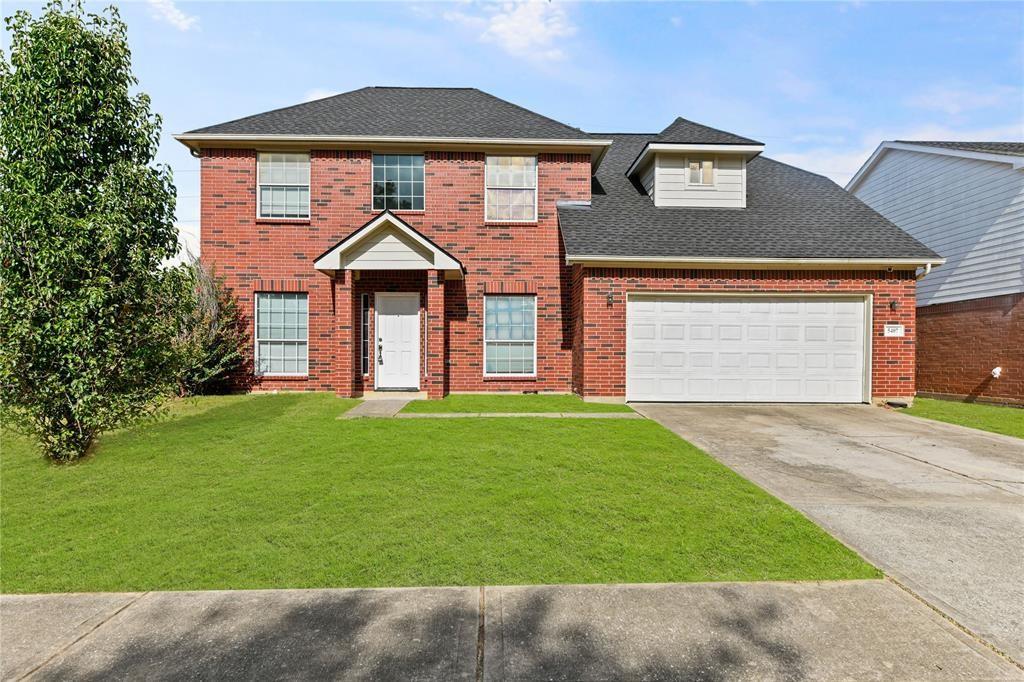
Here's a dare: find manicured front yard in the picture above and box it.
[1,394,876,593]
[401,393,634,413]
[905,397,1024,439]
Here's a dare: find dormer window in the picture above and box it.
[687,158,715,186]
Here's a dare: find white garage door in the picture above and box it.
[626,295,868,403]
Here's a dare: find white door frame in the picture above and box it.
[374,292,421,390]
[624,292,873,404]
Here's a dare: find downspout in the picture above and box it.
[916,263,932,280]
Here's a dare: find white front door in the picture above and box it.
[375,293,421,390]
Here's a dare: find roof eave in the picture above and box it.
[174,133,613,161]
[624,142,766,178]
[564,255,946,270]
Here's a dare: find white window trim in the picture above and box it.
[684,155,717,189]
[371,153,426,213]
[482,294,538,378]
[254,292,309,377]
[256,152,311,220]
[484,155,539,223]
[361,293,370,376]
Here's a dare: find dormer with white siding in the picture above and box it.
[627,118,764,208]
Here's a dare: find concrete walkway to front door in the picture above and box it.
[635,403,1024,664]
[3,580,1018,681]
[341,399,412,418]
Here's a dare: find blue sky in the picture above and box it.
[4,1,1022,254]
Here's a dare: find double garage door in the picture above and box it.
[626,295,869,403]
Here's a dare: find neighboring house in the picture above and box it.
[176,87,941,404]
[848,141,1023,405]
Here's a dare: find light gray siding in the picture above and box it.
[853,149,1024,306]
[654,154,746,208]
[342,225,434,270]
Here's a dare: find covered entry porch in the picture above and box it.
[314,211,464,398]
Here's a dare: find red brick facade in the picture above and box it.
[916,293,1023,405]
[200,148,589,397]
[200,147,919,402]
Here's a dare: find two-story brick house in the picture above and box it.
[176,87,942,404]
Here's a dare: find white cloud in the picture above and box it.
[669,16,684,27]
[774,121,1024,186]
[304,88,339,103]
[146,0,198,31]
[445,1,577,62]
[904,84,1020,116]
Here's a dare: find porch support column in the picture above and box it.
[333,270,355,397]
[425,269,446,399]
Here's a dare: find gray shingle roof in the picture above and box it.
[184,87,591,140]
[895,140,1024,157]
[654,117,762,145]
[559,133,940,261]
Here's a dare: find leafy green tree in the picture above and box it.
[170,257,247,397]
[0,2,180,461]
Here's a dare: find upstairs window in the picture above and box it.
[258,153,310,219]
[486,156,537,222]
[373,154,424,210]
[687,158,715,186]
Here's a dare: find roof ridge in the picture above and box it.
[368,86,478,90]
[654,116,762,145]
[895,139,1015,143]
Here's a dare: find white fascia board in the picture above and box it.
[566,255,947,269]
[626,143,765,178]
[314,212,462,273]
[175,133,612,152]
[847,141,1024,192]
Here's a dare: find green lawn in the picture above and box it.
[1,394,876,593]
[402,393,634,413]
[905,397,1024,439]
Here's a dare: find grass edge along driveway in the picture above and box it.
[2,394,877,593]
[904,397,1024,439]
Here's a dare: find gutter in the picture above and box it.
[175,133,615,171]
[565,255,947,270]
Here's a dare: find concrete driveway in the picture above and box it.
[635,403,1024,664]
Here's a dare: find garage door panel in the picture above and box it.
[626,296,866,403]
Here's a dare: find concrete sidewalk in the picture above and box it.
[3,580,1018,681]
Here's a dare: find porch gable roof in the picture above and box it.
[313,211,464,275]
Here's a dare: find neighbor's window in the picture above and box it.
[687,158,715,186]
[258,153,310,218]
[373,154,424,210]
[485,156,537,222]
[484,295,536,376]
[255,293,308,375]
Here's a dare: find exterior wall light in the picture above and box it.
[889,300,900,311]
[606,291,615,305]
